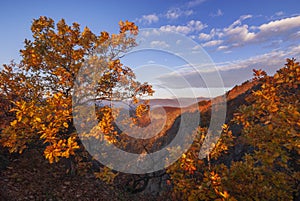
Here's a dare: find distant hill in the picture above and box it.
[128,78,261,155]
[1,60,299,200]
[148,97,209,108]
[96,97,208,109]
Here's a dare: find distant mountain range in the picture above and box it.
[147,97,209,108]
[123,79,260,154]
[96,97,209,108]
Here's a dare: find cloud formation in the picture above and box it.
[156,45,300,88]
[166,8,194,19]
[160,20,207,34]
[150,40,170,48]
[202,40,223,47]
[210,9,223,17]
[136,3,196,25]
[200,15,300,50]
[187,0,207,7]
[137,14,159,24]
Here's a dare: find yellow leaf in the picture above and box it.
[17,113,22,122]
[10,120,18,126]
[63,122,69,128]
[220,191,230,198]
[36,117,42,122]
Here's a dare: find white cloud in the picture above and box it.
[147,60,155,64]
[217,45,228,51]
[166,8,180,19]
[137,14,159,24]
[216,45,300,73]
[258,15,300,37]
[137,6,194,27]
[230,14,252,28]
[140,29,161,37]
[185,10,194,16]
[223,24,255,44]
[201,15,300,51]
[160,25,191,34]
[155,45,300,89]
[188,20,206,31]
[198,28,220,41]
[160,20,207,34]
[166,8,194,19]
[176,40,182,45]
[199,33,212,41]
[210,9,223,17]
[192,45,202,50]
[269,11,286,20]
[187,0,207,7]
[290,30,300,40]
[202,40,223,47]
[275,11,284,16]
[150,40,170,48]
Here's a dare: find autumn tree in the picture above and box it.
[225,58,300,200]
[166,59,299,200]
[166,125,236,201]
[0,17,153,173]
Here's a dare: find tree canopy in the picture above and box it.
[0,16,153,165]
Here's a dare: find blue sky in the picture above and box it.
[0,0,299,98]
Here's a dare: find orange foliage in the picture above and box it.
[0,17,153,177]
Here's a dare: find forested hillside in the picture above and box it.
[0,17,299,200]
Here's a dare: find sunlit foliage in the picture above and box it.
[226,58,300,200]
[0,16,299,200]
[166,59,299,200]
[0,17,153,175]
